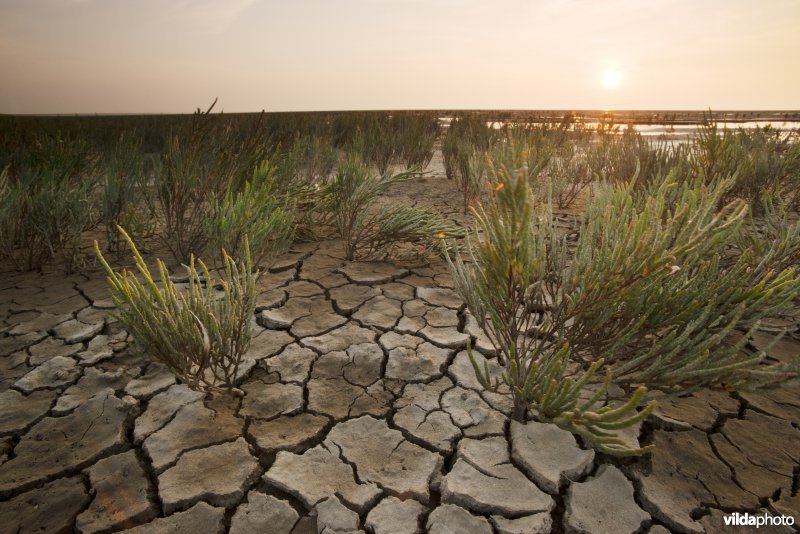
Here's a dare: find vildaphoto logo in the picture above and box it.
[722,512,795,528]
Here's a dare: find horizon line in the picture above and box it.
[3,108,800,118]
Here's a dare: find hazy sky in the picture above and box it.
[2,0,799,113]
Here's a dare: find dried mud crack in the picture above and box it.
[1,211,799,533]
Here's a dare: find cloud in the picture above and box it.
[161,0,261,34]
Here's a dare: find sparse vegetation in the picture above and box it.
[2,109,798,425]
[0,133,97,272]
[151,102,272,262]
[396,114,439,169]
[318,155,463,260]
[545,140,593,209]
[276,134,337,189]
[203,161,294,269]
[454,145,487,214]
[447,140,800,454]
[100,132,148,250]
[447,163,654,455]
[95,227,256,393]
[569,173,800,392]
[692,117,800,212]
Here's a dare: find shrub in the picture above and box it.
[0,133,97,272]
[447,158,800,454]
[545,141,593,209]
[204,161,295,268]
[100,133,148,250]
[350,204,463,260]
[152,101,272,262]
[28,181,96,272]
[565,174,800,392]
[488,133,553,197]
[593,127,687,189]
[734,191,800,275]
[455,143,487,214]
[18,131,97,184]
[396,114,439,169]
[0,168,52,271]
[277,134,337,188]
[95,227,256,392]
[692,118,800,212]
[443,115,497,181]
[441,126,460,181]
[320,156,463,260]
[362,116,398,175]
[446,164,654,455]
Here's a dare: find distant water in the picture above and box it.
[440,117,800,140]
[631,121,800,139]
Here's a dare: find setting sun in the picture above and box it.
[602,69,622,89]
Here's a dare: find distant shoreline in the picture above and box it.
[435,110,800,125]
[2,109,799,126]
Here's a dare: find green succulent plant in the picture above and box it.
[447,153,800,455]
[95,226,257,392]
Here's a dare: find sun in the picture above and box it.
[602,69,622,89]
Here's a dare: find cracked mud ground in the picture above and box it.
[1,244,798,534]
[1,208,799,532]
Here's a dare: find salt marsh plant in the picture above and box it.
[564,175,800,392]
[355,115,397,175]
[153,131,211,261]
[447,164,654,455]
[204,161,294,268]
[396,114,439,170]
[326,112,440,173]
[545,141,593,209]
[277,134,338,188]
[443,115,497,181]
[692,117,800,211]
[735,192,800,275]
[153,101,272,261]
[0,133,97,272]
[100,133,148,250]
[455,144,487,214]
[489,133,553,197]
[442,125,460,181]
[28,179,96,272]
[448,125,559,213]
[592,127,687,189]
[0,167,52,270]
[448,158,800,454]
[320,156,463,260]
[17,131,97,184]
[95,227,256,392]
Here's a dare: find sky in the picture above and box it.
[1,0,799,113]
